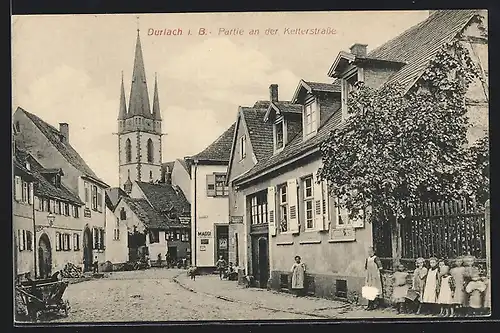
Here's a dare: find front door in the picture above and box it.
[215,225,229,262]
[168,246,178,261]
[83,227,93,272]
[251,234,269,288]
[38,233,52,279]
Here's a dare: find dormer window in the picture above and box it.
[303,98,318,138]
[54,174,61,188]
[25,162,31,171]
[239,135,247,160]
[275,119,284,151]
[341,72,358,120]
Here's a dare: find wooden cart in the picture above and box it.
[15,280,70,321]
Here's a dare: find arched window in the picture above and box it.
[147,139,154,163]
[125,138,132,163]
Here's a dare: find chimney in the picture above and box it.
[349,43,368,57]
[59,123,69,143]
[269,84,278,103]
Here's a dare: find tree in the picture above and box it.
[318,39,484,224]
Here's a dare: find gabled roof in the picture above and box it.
[235,106,342,184]
[188,122,236,164]
[328,10,481,91]
[135,181,190,215]
[176,158,191,175]
[253,100,271,108]
[106,187,128,210]
[264,101,302,122]
[121,197,170,230]
[15,148,83,205]
[13,157,35,181]
[17,107,109,187]
[367,10,481,90]
[292,79,342,103]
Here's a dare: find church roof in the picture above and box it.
[127,30,153,119]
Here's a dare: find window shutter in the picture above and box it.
[28,182,34,204]
[287,178,299,233]
[267,186,276,236]
[206,174,216,197]
[18,230,22,251]
[55,232,61,251]
[313,175,326,231]
[14,176,22,201]
[97,191,102,212]
[321,182,331,231]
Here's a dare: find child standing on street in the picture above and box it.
[437,265,456,317]
[465,271,487,316]
[450,257,466,316]
[392,264,409,314]
[411,257,428,313]
[291,256,306,297]
[420,257,439,314]
[188,266,197,280]
[363,246,383,310]
[216,256,227,280]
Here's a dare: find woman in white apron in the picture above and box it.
[363,247,383,310]
[419,257,439,314]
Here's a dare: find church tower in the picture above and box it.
[118,29,162,193]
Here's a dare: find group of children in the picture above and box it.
[391,255,490,316]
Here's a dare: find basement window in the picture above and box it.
[335,279,348,298]
[280,274,289,289]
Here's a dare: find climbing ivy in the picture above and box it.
[318,37,488,223]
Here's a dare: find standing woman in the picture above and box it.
[291,256,306,297]
[364,246,383,310]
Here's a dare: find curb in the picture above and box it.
[172,273,346,319]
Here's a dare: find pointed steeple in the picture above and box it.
[128,29,152,118]
[118,71,127,120]
[152,73,161,120]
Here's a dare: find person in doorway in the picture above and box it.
[93,255,99,274]
[291,256,306,297]
[363,246,383,310]
[216,256,227,280]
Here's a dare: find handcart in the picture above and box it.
[15,280,70,321]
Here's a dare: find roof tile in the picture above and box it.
[189,123,236,163]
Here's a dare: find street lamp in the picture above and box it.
[47,212,55,227]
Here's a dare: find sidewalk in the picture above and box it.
[174,272,422,319]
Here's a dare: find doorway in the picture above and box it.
[38,233,52,279]
[251,235,269,288]
[82,227,93,272]
[215,225,229,263]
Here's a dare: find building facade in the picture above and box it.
[118,30,163,191]
[227,9,489,300]
[187,124,235,269]
[13,108,109,273]
[13,133,36,279]
[104,190,129,265]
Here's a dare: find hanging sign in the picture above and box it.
[230,216,243,224]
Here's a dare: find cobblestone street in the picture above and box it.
[33,268,426,323]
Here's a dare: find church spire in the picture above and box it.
[118,71,127,120]
[152,72,161,120]
[128,28,152,118]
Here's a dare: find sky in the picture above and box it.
[12,11,430,187]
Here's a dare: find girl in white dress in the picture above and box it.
[437,265,456,317]
[420,257,439,314]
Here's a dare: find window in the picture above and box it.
[91,185,98,210]
[61,233,71,251]
[97,189,102,212]
[57,201,62,215]
[56,232,61,251]
[73,233,80,250]
[84,181,89,206]
[54,174,61,188]
[304,99,318,137]
[279,184,288,232]
[17,230,33,251]
[93,227,105,250]
[239,135,246,160]
[250,191,268,225]
[43,199,49,212]
[72,205,80,218]
[207,173,228,197]
[120,208,127,220]
[125,138,132,163]
[114,218,120,240]
[147,138,154,163]
[64,203,70,216]
[303,176,314,230]
[342,72,358,120]
[49,199,56,213]
[181,230,190,242]
[22,181,28,203]
[14,176,22,201]
[149,230,160,244]
[15,121,20,132]
[176,231,181,240]
[275,120,284,150]
[38,197,44,211]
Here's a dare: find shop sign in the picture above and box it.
[330,227,355,242]
[200,245,206,251]
[84,208,91,218]
[201,239,209,245]
[197,231,212,237]
[230,216,243,224]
